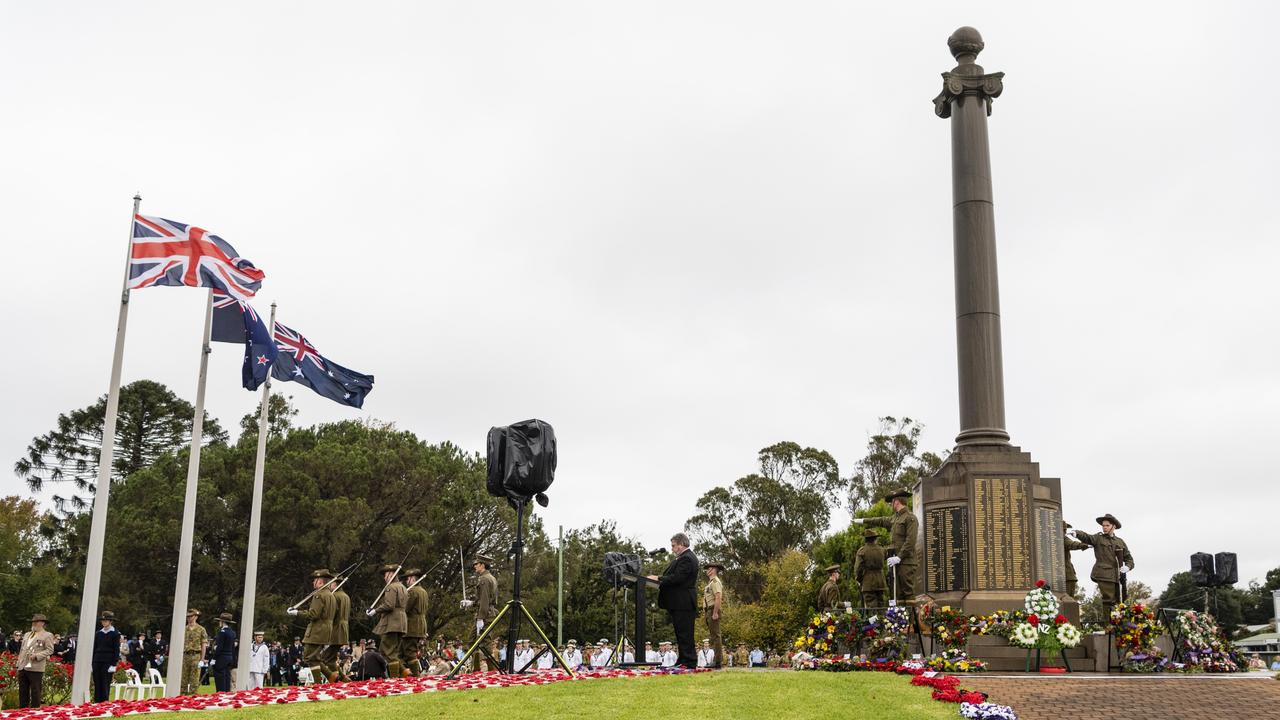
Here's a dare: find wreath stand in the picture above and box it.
[1024,647,1072,673]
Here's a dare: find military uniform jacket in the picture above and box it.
[474,571,498,622]
[184,623,208,655]
[331,588,351,646]
[214,625,236,661]
[1074,530,1134,584]
[372,581,408,635]
[1063,536,1089,584]
[92,627,121,664]
[702,576,723,612]
[17,629,56,672]
[817,578,842,611]
[405,584,429,639]
[865,509,919,563]
[854,544,888,591]
[300,588,335,645]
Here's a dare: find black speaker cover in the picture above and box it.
[1190,552,1214,587]
[486,419,557,502]
[1213,552,1238,586]
[603,552,641,585]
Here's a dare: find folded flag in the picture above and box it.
[270,322,374,408]
[210,292,278,390]
[130,215,265,301]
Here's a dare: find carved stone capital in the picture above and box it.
[933,71,1004,119]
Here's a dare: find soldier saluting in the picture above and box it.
[287,568,336,682]
[1068,513,1134,620]
[854,489,919,602]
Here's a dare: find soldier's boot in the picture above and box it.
[387,661,403,678]
[401,664,414,678]
[326,670,340,683]
[309,666,325,683]
[410,659,423,676]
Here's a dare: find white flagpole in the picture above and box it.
[164,288,215,697]
[236,302,276,690]
[70,194,141,705]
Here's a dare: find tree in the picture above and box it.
[0,496,73,631]
[809,502,894,603]
[846,416,945,513]
[14,380,226,513]
[238,393,299,440]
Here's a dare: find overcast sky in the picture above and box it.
[3,2,1277,601]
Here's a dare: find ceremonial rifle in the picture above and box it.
[405,556,449,592]
[288,557,363,612]
[365,545,416,613]
[458,548,471,610]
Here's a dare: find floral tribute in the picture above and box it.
[1172,610,1244,673]
[795,655,1017,719]
[921,604,970,650]
[960,701,1020,720]
[924,648,987,673]
[0,667,698,719]
[1109,601,1158,654]
[1007,580,1082,653]
[797,612,842,656]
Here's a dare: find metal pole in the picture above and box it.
[235,304,276,689]
[70,194,140,705]
[557,525,563,647]
[1272,589,1280,629]
[165,289,215,697]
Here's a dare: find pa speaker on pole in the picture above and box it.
[1190,552,1215,587]
[1212,552,1238,586]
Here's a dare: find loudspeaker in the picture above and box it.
[1213,552,1238,586]
[603,552,641,585]
[1190,552,1214,587]
[486,419,557,504]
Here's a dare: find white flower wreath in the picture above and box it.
[1056,623,1082,648]
[1010,622,1039,648]
[1024,587,1060,617]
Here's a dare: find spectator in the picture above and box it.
[354,642,388,680]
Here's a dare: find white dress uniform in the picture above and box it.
[565,648,583,668]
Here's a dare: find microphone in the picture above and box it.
[648,548,668,557]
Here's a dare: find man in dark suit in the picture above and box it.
[91,611,121,703]
[648,532,699,669]
[211,613,237,692]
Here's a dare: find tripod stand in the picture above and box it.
[447,498,575,679]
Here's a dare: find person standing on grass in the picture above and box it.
[648,532,699,669]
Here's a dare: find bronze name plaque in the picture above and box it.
[1034,505,1067,591]
[925,505,969,593]
[971,477,1032,590]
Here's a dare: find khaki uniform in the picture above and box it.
[1063,536,1089,597]
[1074,530,1134,616]
[474,570,499,671]
[864,508,919,600]
[300,588,336,677]
[702,576,723,668]
[817,578,842,612]
[181,623,208,695]
[854,543,888,608]
[17,628,55,708]
[323,587,350,678]
[373,580,408,666]
[404,583,429,673]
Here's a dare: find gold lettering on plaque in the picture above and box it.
[972,477,1032,590]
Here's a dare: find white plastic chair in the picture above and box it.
[110,668,145,700]
[143,667,166,698]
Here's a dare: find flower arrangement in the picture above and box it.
[795,612,842,655]
[1056,622,1082,648]
[924,647,987,673]
[1173,611,1244,673]
[910,673,987,704]
[921,604,970,650]
[1006,581,1081,656]
[961,701,1020,720]
[1109,602,1158,655]
[968,609,1027,640]
[1024,580,1060,617]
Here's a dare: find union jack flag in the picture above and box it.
[130,214,265,300]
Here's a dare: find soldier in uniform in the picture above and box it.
[403,568,429,676]
[287,568,335,682]
[1068,513,1134,620]
[702,561,724,668]
[326,574,351,682]
[1062,521,1089,597]
[854,528,888,608]
[817,564,842,612]
[16,613,55,708]
[181,609,208,695]
[469,554,498,671]
[368,563,408,676]
[855,489,920,602]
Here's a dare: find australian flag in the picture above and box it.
[270,322,374,408]
[210,292,278,390]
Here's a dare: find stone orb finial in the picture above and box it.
[948,26,984,60]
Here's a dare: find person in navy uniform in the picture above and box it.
[91,611,121,702]
[212,613,237,692]
[647,532,699,669]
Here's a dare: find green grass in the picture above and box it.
[178,670,957,720]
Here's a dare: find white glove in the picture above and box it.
[108,665,116,673]
[286,608,299,616]
[475,620,484,633]
[886,556,901,567]
[853,518,865,525]
[1119,564,1130,574]
[365,609,376,617]
[460,599,474,609]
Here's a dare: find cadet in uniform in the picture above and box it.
[287,568,336,681]
[817,564,842,612]
[702,562,724,668]
[212,613,237,692]
[854,528,888,608]
[369,563,409,677]
[181,609,208,695]
[856,489,920,601]
[326,575,351,681]
[1062,521,1088,597]
[1069,513,1134,619]
[470,554,498,671]
[403,568,429,676]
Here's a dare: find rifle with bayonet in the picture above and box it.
[365,545,416,614]
[288,557,362,612]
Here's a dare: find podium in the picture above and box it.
[616,573,660,666]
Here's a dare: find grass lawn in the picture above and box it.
[178,670,957,720]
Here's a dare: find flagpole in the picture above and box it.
[70,194,141,705]
[236,302,276,689]
[164,288,215,697]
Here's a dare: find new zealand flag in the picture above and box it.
[270,322,374,408]
[210,292,278,390]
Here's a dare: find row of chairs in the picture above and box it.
[110,667,166,700]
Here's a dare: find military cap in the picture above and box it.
[705,561,726,572]
[883,488,911,503]
[598,637,609,644]
[187,608,201,617]
[253,630,265,636]
[473,554,494,567]
[311,568,335,579]
[825,564,841,573]
[99,610,115,621]
[378,563,400,574]
[1095,513,1122,529]
[218,612,236,623]
[862,529,878,540]
[31,613,47,623]
[403,568,422,578]
[567,639,577,645]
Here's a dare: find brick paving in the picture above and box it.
[967,674,1280,720]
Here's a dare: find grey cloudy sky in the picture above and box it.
[3,2,1277,600]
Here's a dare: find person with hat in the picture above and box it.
[854,529,888,609]
[563,639,582,669]
[854,489,920,601]
[1062,521,1089,597]
[90,610,121,702]
[696,639,714,668]
[817,564,843,612]
[402,567,428,676]
[595,638,613,666]
[247,630,270,690]
[1068,514,1134,619]
[468,554,499,671]
[210,613,237,692]
[181,609,208,695]
[287,568,336,683]
[16,613,55,707]
[658,641,676,667]
[368,563,409,676]
[325,574,351,682]
[644,641,659,664]
[702,561,725,668]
